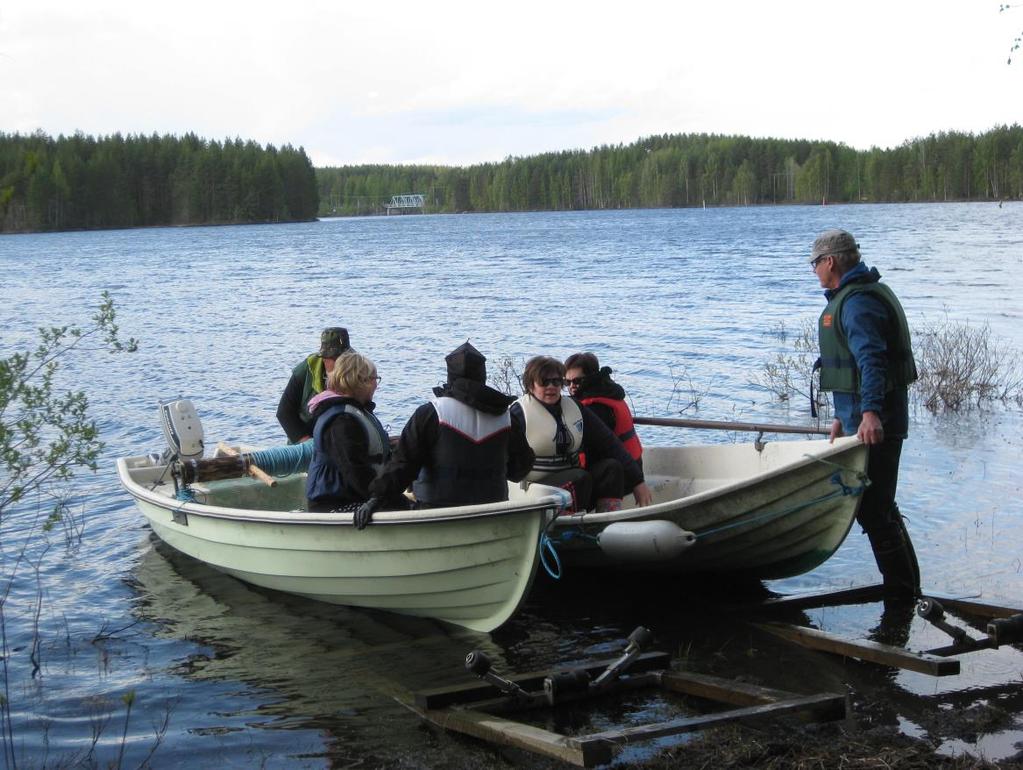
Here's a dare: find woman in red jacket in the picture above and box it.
[564,352,643,468]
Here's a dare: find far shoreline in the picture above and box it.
[5,199,1016,236]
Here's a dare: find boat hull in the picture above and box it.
[548,437,868,579]
[118,456,559,632]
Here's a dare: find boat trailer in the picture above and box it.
[412,626,847,767]
[751,584,1023,676]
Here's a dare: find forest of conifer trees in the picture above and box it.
[0,132,319,233]
[317,125,1023,216]
[2,126,1020,232]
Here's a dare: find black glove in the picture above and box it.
[353,497,380,530]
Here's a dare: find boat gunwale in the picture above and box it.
[117,456,563,527]
[551,435,865,527]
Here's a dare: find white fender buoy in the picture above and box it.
[597,520,697,562]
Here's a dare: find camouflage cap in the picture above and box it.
[318,327,351,358]
[811,229,859,262]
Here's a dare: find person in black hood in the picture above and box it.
[363,342,534,521]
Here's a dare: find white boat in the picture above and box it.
[117,453,563,633]
[118,402,866,632]
[543,436,868,579]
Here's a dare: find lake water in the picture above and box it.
[2,203,1022,767]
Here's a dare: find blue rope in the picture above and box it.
[694,471,866,539]
[547,528,600,546]
[829,469,864,497]
[247,442,314,477]
[539,532,563,580]
[175,487,197,502]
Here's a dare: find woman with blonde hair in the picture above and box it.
[305,351,400,513]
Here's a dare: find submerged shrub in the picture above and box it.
[491,354,525,396]
[758,314,1023,415]
[914,317,1023,412]
[754,319,829,419]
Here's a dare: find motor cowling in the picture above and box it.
[160,399,205,460]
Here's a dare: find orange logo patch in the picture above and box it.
[822,314,833,328]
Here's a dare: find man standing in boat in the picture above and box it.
[276,327,351,444]
[358,342,535,525]
[810,229,920,599]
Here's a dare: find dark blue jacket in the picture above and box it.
[306,396,389,508]
[824,263,911,438]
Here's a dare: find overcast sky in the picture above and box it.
[1,1,1019,167]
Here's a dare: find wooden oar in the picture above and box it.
[216,441,278,486]
[634,416,829,437]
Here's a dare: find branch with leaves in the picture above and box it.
[1001,3,1021,63]
[0,291,137,518]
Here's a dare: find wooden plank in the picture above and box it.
[216,441,277,487]
[924,592,1023,620]
[634,415,829,436]
[659,670,798,706]
[736,588,1021,619]
[572,693,847,749]
[414,663,849,767]
[756,622,960,676]
[414,651,670,709]
[750,583,886,612]
[417,706,609,767]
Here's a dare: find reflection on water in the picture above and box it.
[2,203,1022,765]
[130,540,504,767]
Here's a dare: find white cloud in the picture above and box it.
[1,0,1019,165]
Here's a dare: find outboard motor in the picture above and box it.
[160,399,205,460]
[159,399,205,496]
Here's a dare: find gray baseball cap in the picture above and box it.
[811,229,859,262]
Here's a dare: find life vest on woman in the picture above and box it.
[579,396,642,461]
[516,394,584,482]
[818,281,917,394]
[413,397,512,506]
[306,403,390,503]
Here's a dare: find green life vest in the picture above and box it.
[818,280,918,394]
[293,354,329,426]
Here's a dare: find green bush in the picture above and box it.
[0,292,137,518]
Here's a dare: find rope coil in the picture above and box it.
[246,442,314,476]
[539,532,563,580]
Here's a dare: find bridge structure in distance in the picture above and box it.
[384,193,425,214]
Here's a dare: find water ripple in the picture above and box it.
[2,203,1022,765]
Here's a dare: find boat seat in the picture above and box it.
[180,475,308,511]
[642,474,693,503]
